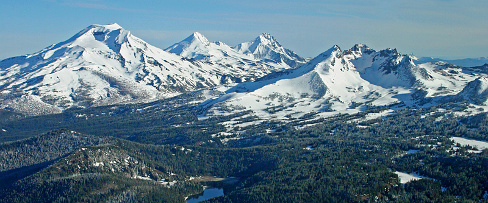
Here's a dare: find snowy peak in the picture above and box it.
[203,44,386,119]
[165,32,216,59]
[248,33,282,52]
[343,44,423,88]
[457,76,488,105]
[307,45,364,85]
[177,32,210,47]
[76,23,125,37]
[189,32,210,46]
[66,23,132,49]
[234,33,307,68]
[235,33,283,54]
[310,45,344,66]
[320,45,342,57]
[350,43,368,51]
[257,33,277,42]
[167,32,307,69]
[99,23,123,29]
[344,44,374,57]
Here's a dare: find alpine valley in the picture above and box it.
[1,24,488,202]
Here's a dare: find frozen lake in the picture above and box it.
[186,187,224,203]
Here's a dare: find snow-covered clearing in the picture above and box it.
[93,162,104,167]
[394,172,430,184]
[303,146,314,150]
[451,137,488,153]
[159,179,177,187]
[350,109,394,124]
[134,175,152,181]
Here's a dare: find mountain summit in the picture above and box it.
[1,24,487,117]
[0,24,307,115]
[234,33,307,68]
[167,32,308,69]
[241,33,283,55]
[165,32,212,59]
[202,44,484,120]
[0,23,189,115]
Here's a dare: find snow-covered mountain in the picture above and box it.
[415,56,488,67]
[345,44,480,98]
[1,23,487,118]
[201,44,484,120]
[166,32,308,70]
[165,32,216,60]
[0,24,306,115]
[233,33,308,68]
[457,76,488,105]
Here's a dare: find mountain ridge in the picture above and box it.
[201,43,486,121]
[1,23,487,119]
[0,24,308,116]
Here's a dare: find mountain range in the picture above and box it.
[202,44,488,121]
[415,56,488,67]
[1,23,487,118]
[2,24,488,202]
[0,24,303,115]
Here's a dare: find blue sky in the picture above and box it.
[1,0,487,60]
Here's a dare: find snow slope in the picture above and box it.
[166,32,308,82]
[1,24,487,118]
[202,44,485,120]
[203,45,396,119]
[167,32,308,69]
[456,76,488,105]
[346,44,478,98]
[233,33,308,68]
[0,24,305,115]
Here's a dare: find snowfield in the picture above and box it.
[394,171,438,185]
[2,23,488,120]
[202,43,488,122]
[0,24,307,116]
[451,137,488,153]
[394,172,425,184]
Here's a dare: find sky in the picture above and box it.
[0,0,487,60]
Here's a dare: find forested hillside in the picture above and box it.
[1,99,488,202]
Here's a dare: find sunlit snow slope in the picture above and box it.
[1,24,486,118]
[202,44,485,120]
[165,32,308,80]
[0,24,307,115]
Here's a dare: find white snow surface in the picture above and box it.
[134,175,152,181]
[165,32,308,78]
[394,172,429,184]
[2,24,488,119]
[93,162,104,167]
[456,76,488,105]
[451,137,488,151]
[0,24,307,115]
[201,44,488,121]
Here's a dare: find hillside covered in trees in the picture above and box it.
[1,98,488,202]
